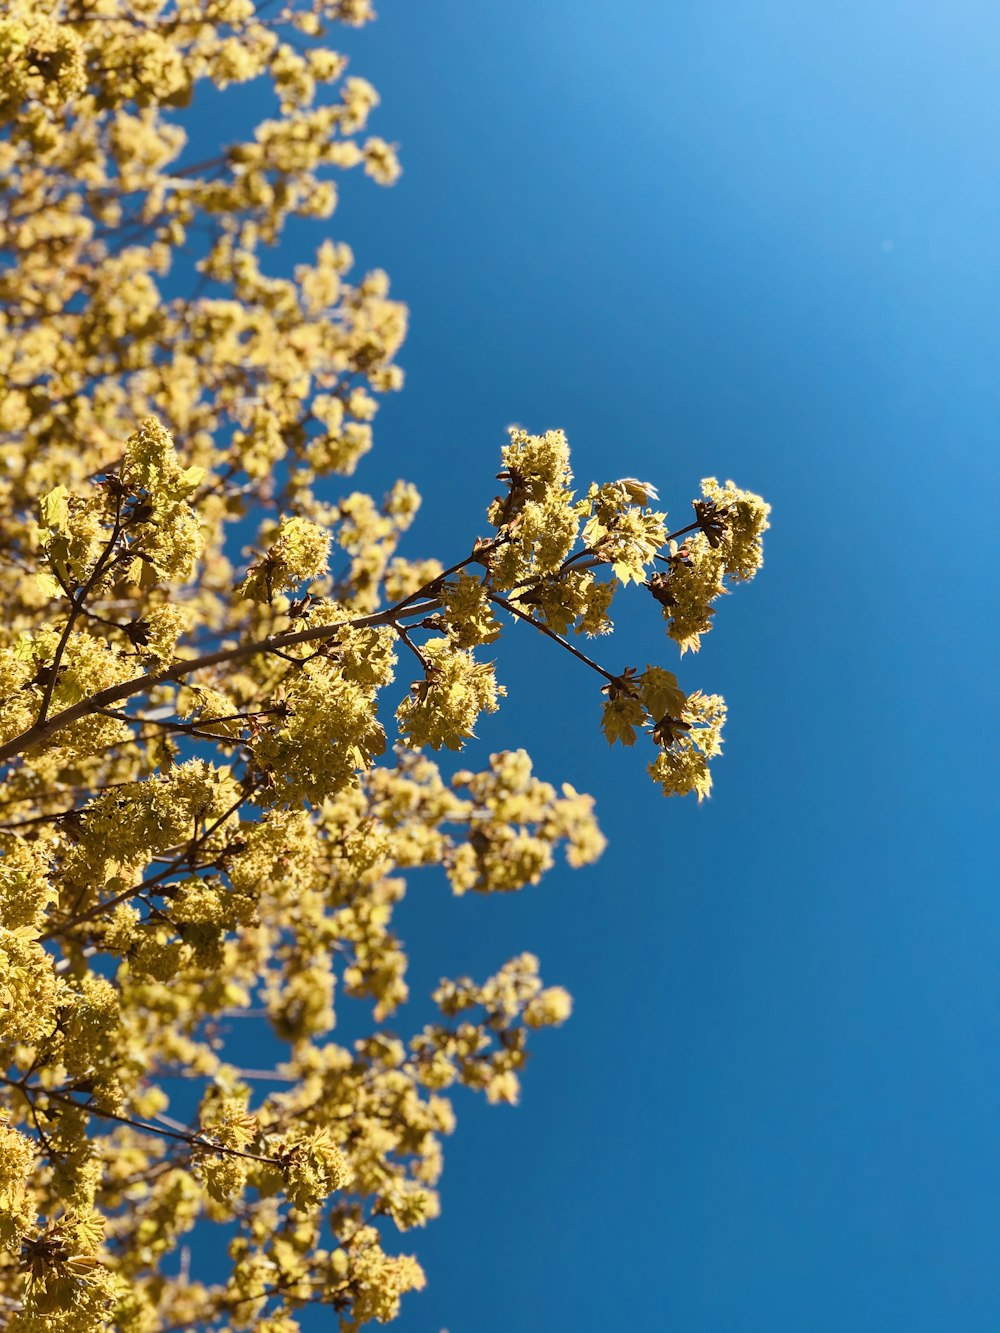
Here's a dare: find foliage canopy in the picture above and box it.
[0,2,769,1328]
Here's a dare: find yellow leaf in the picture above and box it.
[164,465,207,499]
[640,666,687,721]
[39,485,69,533]
[35,571,63,600]
[600,695,644,746]
[611,559,646,586]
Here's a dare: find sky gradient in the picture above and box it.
[189,3,999,1328]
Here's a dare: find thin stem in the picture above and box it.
[39,783,255,941]
[653,519,703,559]
[0,776,149,816]
[392,537,502,613]
[5,1080,281,1166]
[95,705,284,745]
[36,504,124,725]
[394,624,429,670]
[46,559,130,633]
[0,806,84,831]
[487,593,619,685]
[505,517,702,595]
[0,598,442,769]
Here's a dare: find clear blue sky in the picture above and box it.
[193,3,999,1328]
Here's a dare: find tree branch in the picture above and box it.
[2,1079,283,1166]
[36,501,125,725]
[488,592,620,685]
[0,597,441,769]
[39,783,256,941]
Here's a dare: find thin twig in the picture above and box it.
[652,518,702,558]
[36,501,125,725]
[488,592,619,685]
[39,783,255,941]
[0,599,441,769]
[394,624,429,670]
[6,1081,282,1166]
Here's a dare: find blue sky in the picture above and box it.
[189,2,999,1329]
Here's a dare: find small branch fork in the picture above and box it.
[0,1075,283,1167]
[0,534,501,769]
[488,592,618,685]
[38,781,257,942]
[0,513,705,770]
[482,514,707,690]
[36,500,125,726]
[0,597,438,769]
[95,704,286,746]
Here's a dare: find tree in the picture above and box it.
[0,2,770,1329]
